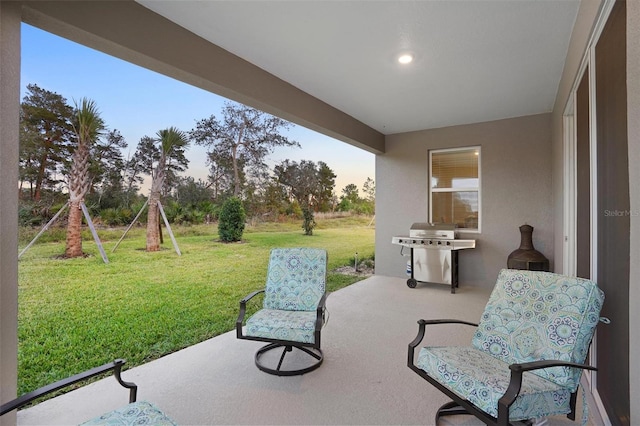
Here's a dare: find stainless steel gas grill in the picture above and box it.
[391,223,476,293]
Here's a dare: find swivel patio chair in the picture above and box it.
[236,247,329,376]
[408,269,606,426]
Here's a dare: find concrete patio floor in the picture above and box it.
[17,275,604,425]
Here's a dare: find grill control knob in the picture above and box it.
[437,241,442,245]
[446,241,451,246]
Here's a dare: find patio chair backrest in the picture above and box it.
[263,248,327,311]
[471,269,604,389]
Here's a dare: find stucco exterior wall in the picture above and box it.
[376,113,553,290]
[0,2,21,425]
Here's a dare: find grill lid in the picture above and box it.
[392,222,475,250]
[409,223,456,239]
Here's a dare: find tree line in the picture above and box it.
[19,84,375,234]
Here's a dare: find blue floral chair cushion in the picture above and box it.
[81,401,177,425]
[417,346,574,420]
[412,269,604,422]
[245,309,317,344]
[263,248,327,312]
[237,247,329,375]
[471,269,604,388]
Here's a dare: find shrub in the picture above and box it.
[19,204,41,227]
[218,197,246,242]
[197,201,219,223]
[99,207,135,226]
[100,208,121,226]
[302,206,316,236]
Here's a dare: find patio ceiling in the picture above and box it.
[137,0,580,135]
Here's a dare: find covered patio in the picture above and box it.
[17,275,602,425]
[2,1,639,424]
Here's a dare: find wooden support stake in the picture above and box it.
[157,201,181,256]
[80,202,109,264]
[19,201,69,259]
[112,199,149,253]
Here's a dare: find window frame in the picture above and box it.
[428,146,481,233]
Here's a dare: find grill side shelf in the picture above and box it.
[391,236,476,250]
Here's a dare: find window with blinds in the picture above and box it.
[429,147,480,231]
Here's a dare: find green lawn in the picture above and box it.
[17,216,375,395]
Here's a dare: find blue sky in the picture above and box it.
[20,24,375,195]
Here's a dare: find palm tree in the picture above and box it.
[146,127,189,252]
[65,98,104,258]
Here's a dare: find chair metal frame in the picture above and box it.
[1,359,136,417]
[407,319,597,426]
[237,289,329,376]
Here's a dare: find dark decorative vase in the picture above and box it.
[507,224,549,271]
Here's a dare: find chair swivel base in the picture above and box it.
[255,343,323,376]
[435,401,472,425]
[435,401,532,426]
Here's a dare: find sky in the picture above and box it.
[20,24,375,195]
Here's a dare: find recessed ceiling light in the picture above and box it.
[398,54,413,65]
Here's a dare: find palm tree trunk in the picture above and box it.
[65,143,90,258]
[146,142,168,252]
[146,197,161,251]
[65,98,103,258]
[145,127,187,251]
[146,159,164,252]
[65,200,83,257]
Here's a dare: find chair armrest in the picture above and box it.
[497,360,597,421]
[0,359,136,416]
[315,292,330,331]
[240,289,266,305]
[407,319,478,367]
[310,292,330,348]
[236,289,265,337]
[509,360,597,374]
